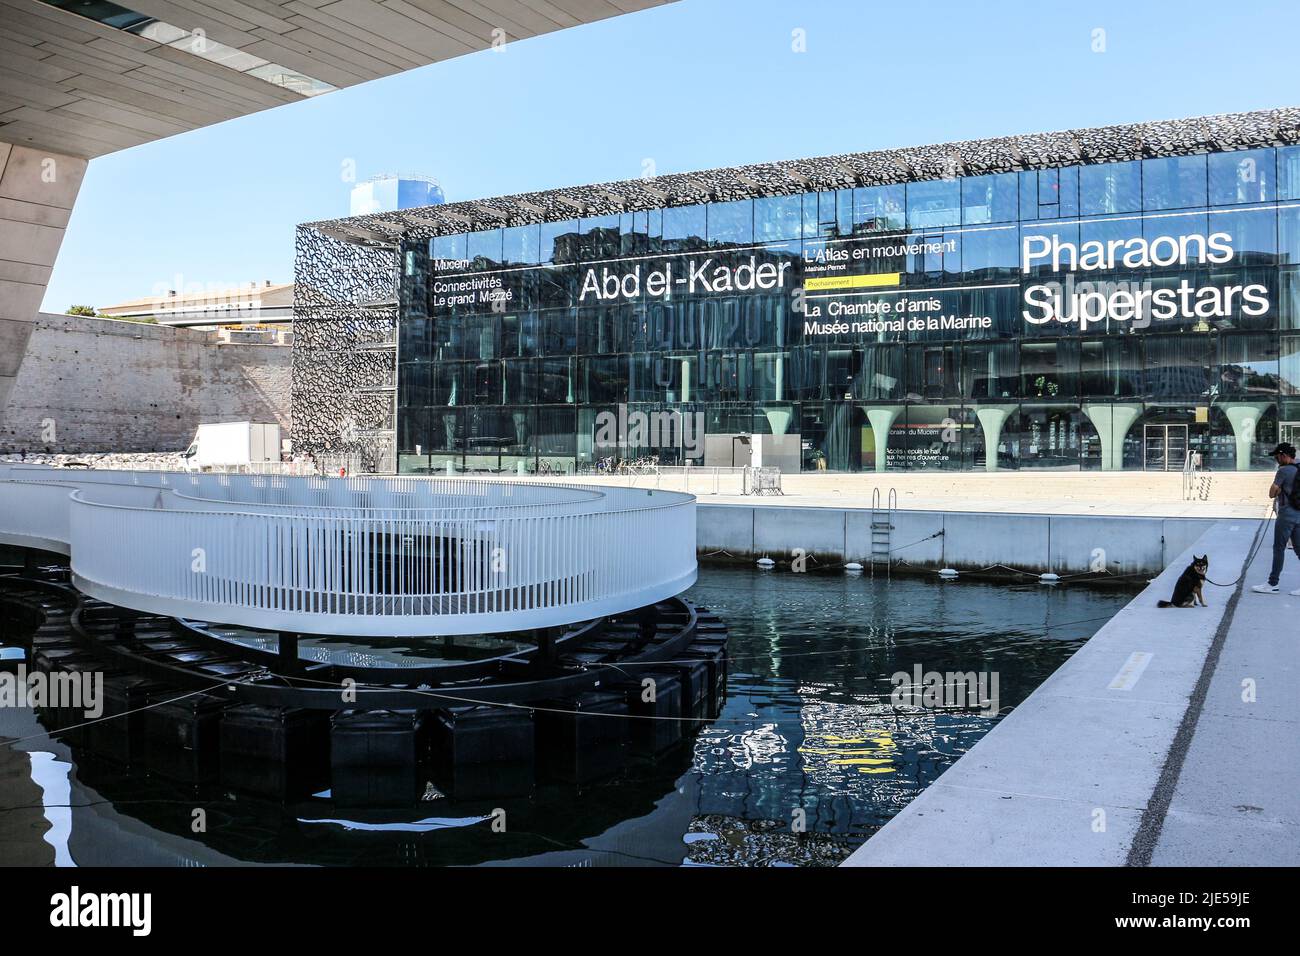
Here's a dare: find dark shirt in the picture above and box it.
[1276,463,1299,516]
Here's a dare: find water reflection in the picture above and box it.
[682,568,1133,857]
[0,568,1134,866]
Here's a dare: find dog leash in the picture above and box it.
[1204,507,1273,588]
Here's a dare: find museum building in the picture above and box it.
[293,107,1300,474]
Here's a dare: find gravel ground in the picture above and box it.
[0,452,188,470]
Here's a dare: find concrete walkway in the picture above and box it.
[1148,536,1300,865]
[565,471,1272,518]
[843,514,1297,866]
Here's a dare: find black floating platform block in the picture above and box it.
[30,644,99,673]
[36,566,71,585]
[331,709,427,808]
[76,604,123,624]
[583,638,639,654]
[612,670,684,756]
[562,651,608,667]
[30,654,118,747]
[84,674,173,765]
[430,706,535,799]
[26,630,66,652]
[680,643,728,720]
[220,705,330,800]
[535,691,629,785]
[663,659,710,732]
[139,692,227,784]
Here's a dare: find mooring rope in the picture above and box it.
[0,674,260,747]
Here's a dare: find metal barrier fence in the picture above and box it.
[634,465,747,495]
[566,465,749,495]
[0,465,696,638]
[744,467,785,496]
[562,464,783,496]
[213,460,320,476]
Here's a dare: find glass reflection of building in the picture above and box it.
[394,141,1300,475]
[350,174,445,216]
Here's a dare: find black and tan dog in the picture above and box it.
[1157,554,1209,607]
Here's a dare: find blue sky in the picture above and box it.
[43,0,1300,311]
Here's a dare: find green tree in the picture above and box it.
[66,305,96,316]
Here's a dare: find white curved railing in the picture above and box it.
[0,465,696,638]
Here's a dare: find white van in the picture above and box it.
[182,422,282,473]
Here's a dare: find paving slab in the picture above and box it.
[1150,808,1300,867]
[1158,714,1300,827]
[913,691,1183,812]
[851,780,1144,867]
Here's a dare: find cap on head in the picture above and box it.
[1268,442,1298,458]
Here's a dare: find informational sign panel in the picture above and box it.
[424,209,1275,346]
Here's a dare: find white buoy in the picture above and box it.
[844,562,864,572]
[1039,572,1060,583]
[756,557,776,569]
[938,567,959,578]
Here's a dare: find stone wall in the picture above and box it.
[0,312,291,454]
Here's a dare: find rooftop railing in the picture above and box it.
[0,465,696,637]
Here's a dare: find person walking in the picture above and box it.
[1252,441,1300,594]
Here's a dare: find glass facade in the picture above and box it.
[395,144,1300,475]
[350,176,445,216]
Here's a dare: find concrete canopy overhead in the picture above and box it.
[0,0,677,160]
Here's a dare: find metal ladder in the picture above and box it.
[870,487,897,578]
[1181,450,1213,502]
